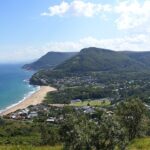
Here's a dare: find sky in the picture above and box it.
[0,0,150,63]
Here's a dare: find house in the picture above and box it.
[71,99,81,103]
[46,117,56,122]
[18,108,29,115]
[28,111,38,119]
[82,106,95,114]
[11,115,17,119]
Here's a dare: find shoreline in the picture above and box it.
[0,86,57,116]
[0,86,40,114]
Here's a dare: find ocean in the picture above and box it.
[0,64,38,112]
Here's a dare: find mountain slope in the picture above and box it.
[55,47,146,72]
[23,52,77,70]
[123,51,150,67]
[30,47,150,86]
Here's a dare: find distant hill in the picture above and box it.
[55,47,146,72]
[30,47,150,86]
[23,52,77,70]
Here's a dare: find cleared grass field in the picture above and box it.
[0,145,62,150]
[70,99,110,107]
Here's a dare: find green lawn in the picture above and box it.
[70,99,110,107]
[0,145,62,150]
[127,137,150,150]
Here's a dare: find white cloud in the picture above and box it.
[41,1,69,16]
[0,34,149,63]
[43,34,150,52]
[41,0,112,17]
[115,0,150,30]
[41,0,150,32]
[44,34,150,52]
[78,34,150,51]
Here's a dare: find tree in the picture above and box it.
[40,123,59,146]
[60,111,128,150]
[60,113,94,150]
[115,98,148,141]
[91,114,128,150]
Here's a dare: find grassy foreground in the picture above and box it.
[1,137,150,150]
[70,99,110,107]
[0,145,62,150]
[127,137,150,150]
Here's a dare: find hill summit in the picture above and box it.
[55,47,146,72]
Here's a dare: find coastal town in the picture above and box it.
[2,72,150,121]
[4,98,113,121]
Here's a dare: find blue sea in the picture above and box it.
[0,64,38,112]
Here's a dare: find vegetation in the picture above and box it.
[1,99,150,150]
[55,47,146,72]
[128,137,150,150]
[60,111,126,150]
[115,99,149,141]
[45,86,112,104]
[1,137,150,150]
[0,145,62,150]
[0,120,41,145]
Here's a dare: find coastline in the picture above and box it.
[0,86,57,116]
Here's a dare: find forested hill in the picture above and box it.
[23,52,77,70]
[55,47,148,72]
[29,47,150,86]
[122,51,150,67]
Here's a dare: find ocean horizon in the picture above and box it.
[0,64,38,112]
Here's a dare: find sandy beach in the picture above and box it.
[0,86,57,116]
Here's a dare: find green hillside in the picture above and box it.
[29,47,150,86]
[23,52,77,70]
[55,47,146,72]
[123,51,150,67]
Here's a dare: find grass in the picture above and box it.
[127,137,150,150]
[0,145,62,150]
[1,137,150,150]
[70,99,110,107]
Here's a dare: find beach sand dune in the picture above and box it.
[0,86,57,116]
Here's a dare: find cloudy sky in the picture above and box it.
[0,0,150,63]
